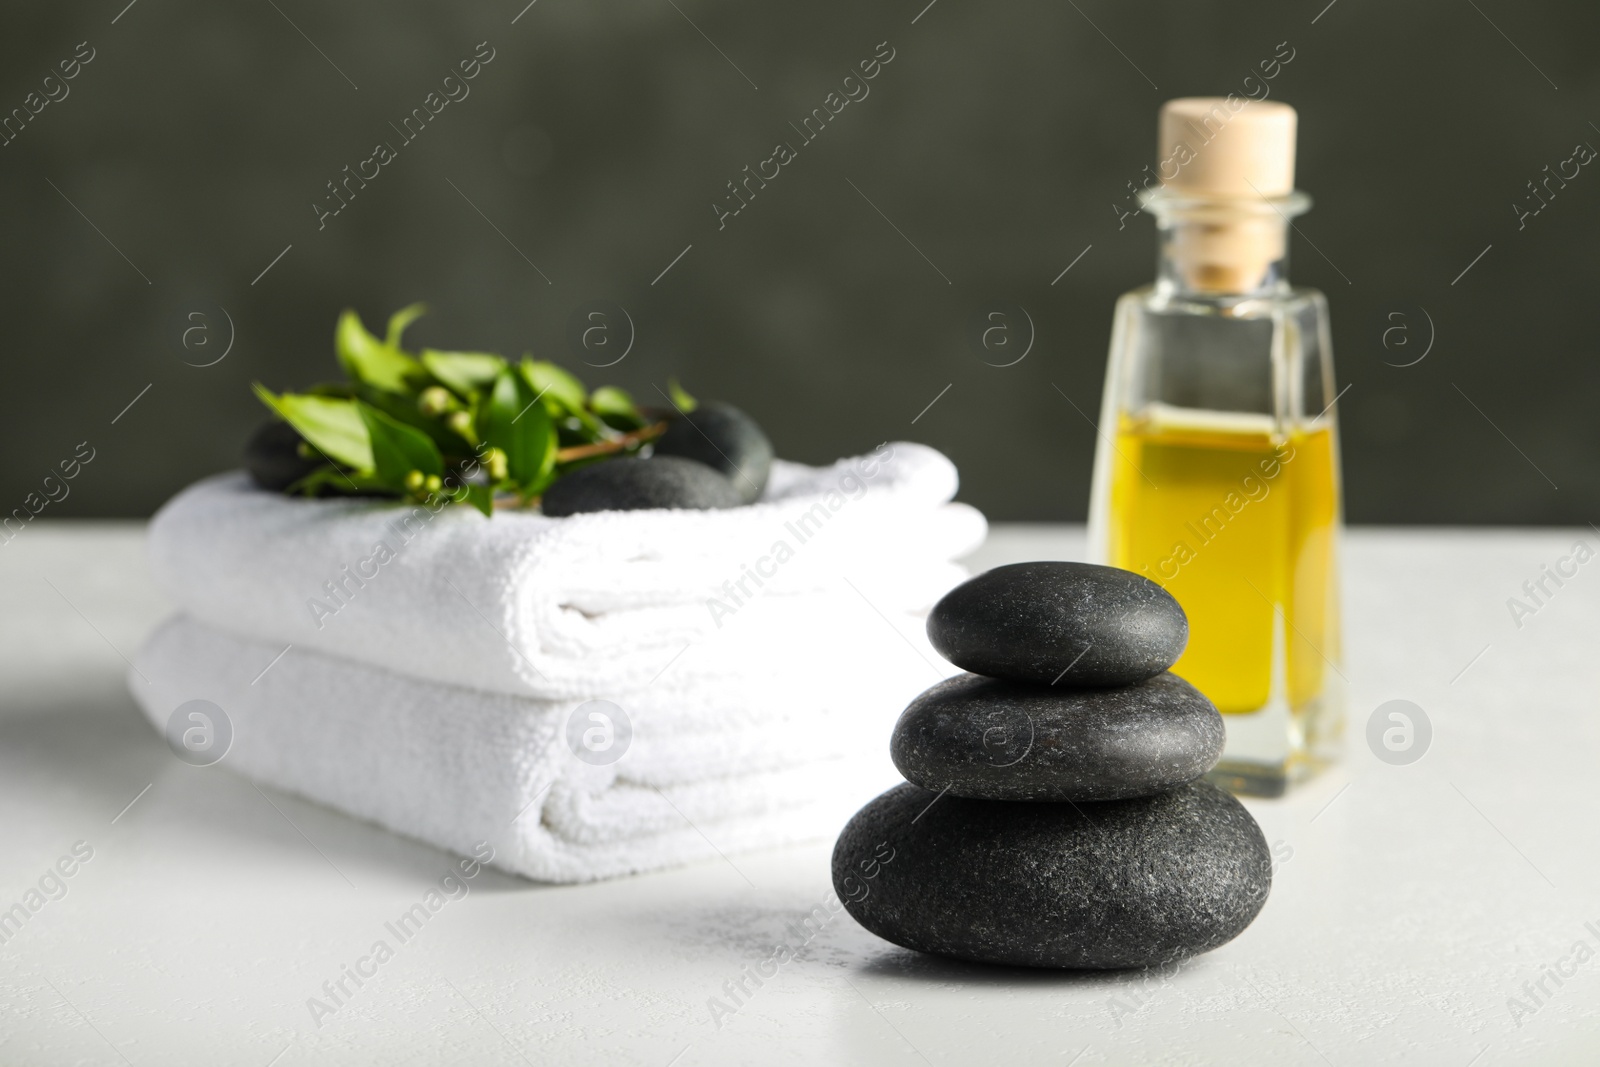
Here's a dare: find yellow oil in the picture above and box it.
[1106,407,1340,715]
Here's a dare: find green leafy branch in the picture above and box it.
[252,304,694,515]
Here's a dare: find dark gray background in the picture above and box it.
[2,0,1594,523]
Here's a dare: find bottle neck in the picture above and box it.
[1144,190,1309,298]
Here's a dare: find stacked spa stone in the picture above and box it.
[832,562,1271,969]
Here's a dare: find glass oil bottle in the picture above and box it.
[1087,98,1344,796]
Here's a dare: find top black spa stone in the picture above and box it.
[927,561,1188,687]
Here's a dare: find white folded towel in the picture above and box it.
[131,617,933,883]
[148,442,985,698]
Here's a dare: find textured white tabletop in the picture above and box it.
[1,522,1596,1066]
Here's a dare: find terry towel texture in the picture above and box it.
[132,442,984,882]
[148,442,984,698]
[132,618,930,883]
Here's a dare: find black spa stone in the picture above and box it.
[651,401,773,504]
[890,672,1223,802]
[928,562,1187,686]
[541,456,742,516]
[832,780,1270,970]
[243,420,321,492]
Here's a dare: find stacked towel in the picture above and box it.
[131,442,986,882]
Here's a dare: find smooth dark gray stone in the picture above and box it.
[928,562,1187,686]
[832,780,1270,970]
[890,672,1223,802]
[652,401,773,503]
[243,420,320,492]
[541,456,742,516]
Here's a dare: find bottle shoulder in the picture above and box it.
[1118,284,1329,321]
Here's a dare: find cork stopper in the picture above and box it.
[1159,98,1297,197]
[1154,98,1300,292]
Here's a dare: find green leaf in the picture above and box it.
[355,384,474,457]
[385,303,428,349]
[357,401,444,486]
[520,358,587,414]
[463,484,495,517]
[483,368,556,489]
[522,358,609,438]
[336,309,421,393]
[667,378,698,413]
[589,385,644,428]
[526,467,562,497]
[422,349,506,399]
[253,384,374,472]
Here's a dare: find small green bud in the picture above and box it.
[404,469,425,492]
[424,474,443,494]
[485,447,508,482]
[419,386,453,416]
[447,410,474,437]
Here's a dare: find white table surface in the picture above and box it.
[2,522,1597,1066]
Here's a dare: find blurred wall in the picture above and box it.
[1,0,1596,523]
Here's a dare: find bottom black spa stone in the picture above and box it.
[831,780,1270,969]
